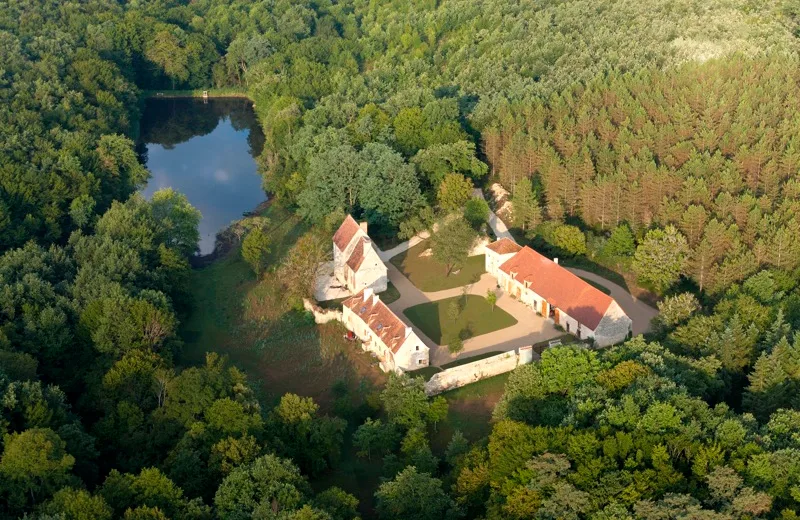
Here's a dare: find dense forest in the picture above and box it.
[5,0,800,518]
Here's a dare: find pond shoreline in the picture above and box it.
[142,89,252,100]
[189,198,273,269]
[139,96,267,258]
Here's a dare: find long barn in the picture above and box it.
[485,239,632,347]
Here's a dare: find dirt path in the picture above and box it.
[473,188,513,240]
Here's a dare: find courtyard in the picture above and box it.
[384,258,562,366]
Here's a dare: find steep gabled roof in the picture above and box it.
[499,246,615,330]
[346,237,366,272]
[343,291,411,353]
[486,237,522,255]
[333,215,361,252]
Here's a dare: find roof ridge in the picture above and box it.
[498,246,618,329]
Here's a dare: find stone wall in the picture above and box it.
[424,346,535,396]
[593,301,632,347]
[302,298,343,324]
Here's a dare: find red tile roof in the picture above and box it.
[346,237,366,272]
[498,246,614,330]
[486,238,522,255]
[343,291,410,353]
[333,215,361,252]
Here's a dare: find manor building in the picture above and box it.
[486,239,632,347]
[332,215,388,295]
[342,288,429,372]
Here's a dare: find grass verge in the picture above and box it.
[407,366,442,381]
[560,256,628,290]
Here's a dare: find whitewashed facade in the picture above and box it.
[488,242,632,347]
[333,216,388,295]
[342,288,429,373]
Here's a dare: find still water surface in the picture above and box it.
[138,98,266,254]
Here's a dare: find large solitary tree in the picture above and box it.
[431,217,477,276]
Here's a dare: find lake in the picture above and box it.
[138,98,266,255]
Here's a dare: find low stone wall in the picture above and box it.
[303,299,342,324]
[424,346,534,396]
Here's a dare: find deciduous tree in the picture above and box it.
[375,466,456,520]
[437,174,474,213]
[633,225,688,293]
[431,217,477,276]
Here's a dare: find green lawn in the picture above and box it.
[390,240,485,292]
[403,295,517,345]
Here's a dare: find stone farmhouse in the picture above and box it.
[485,238,632,347]
[332,215,388,295]
[342,288,430,372]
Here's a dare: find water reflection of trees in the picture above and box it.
[139,98,265,156]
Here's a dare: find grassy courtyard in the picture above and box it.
[403,295,517,345]
[390,240,485,291]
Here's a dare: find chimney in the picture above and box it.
[363,287,373,301]
[405,326,413,338]
[359,221,368,233]
[372,294,379,306]
[553,258,559,264]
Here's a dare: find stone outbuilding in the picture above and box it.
[487,242,632,347]
[342,288,429,372]
[332,215,388,295]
